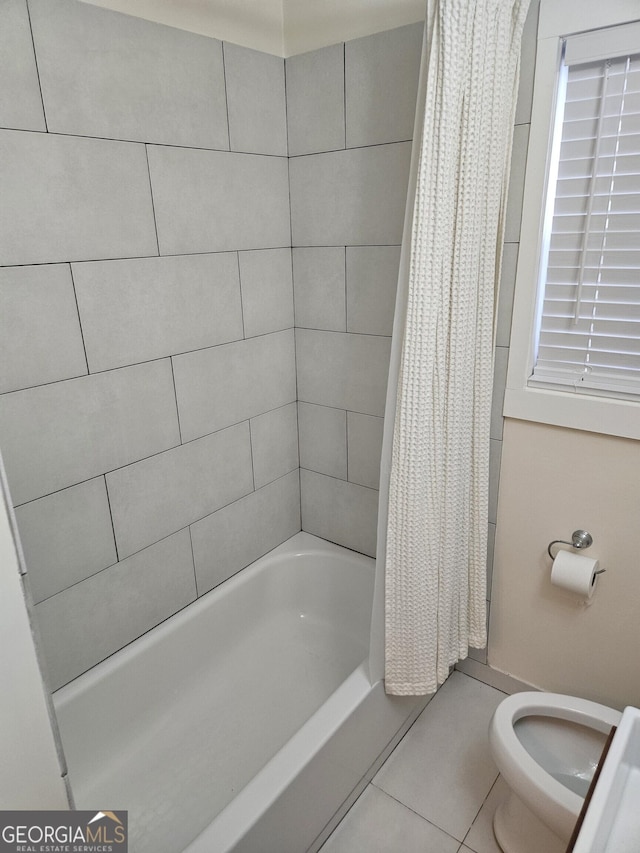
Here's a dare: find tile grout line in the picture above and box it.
[297,463,303,532]
[290,139,413,160]
[0,122,410,157]
[169,356,183,444]
[187,526,199,598]
[50,493,305,692]
[51,583,202,693]
[221,41,232,152]
[0,327,296,397]
[0,244,400,272]
[342,42,347,149]
[368,783,467,847]
[33,468,300,607]
[67,263,91,376]
[102,474,120,564]
[24,0,48,133]
[343,246,349,483]
[247,417,256,492]
[460,772,501,850]
[282,52,300,529]
[0,124,291,157]
[282,47,290,161]
[300,466,379,494]
[144,144,161,256]
[11,399,298,510]
[343,245,348,331]
[236,251,247,339]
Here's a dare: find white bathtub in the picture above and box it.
[53,532,425,853]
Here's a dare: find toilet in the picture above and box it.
[489,691,621,853]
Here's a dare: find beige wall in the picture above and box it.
[489,418,640,710]
[79,0,425,56]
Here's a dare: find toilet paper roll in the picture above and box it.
[550,550,600,599]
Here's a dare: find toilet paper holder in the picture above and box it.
[547,529,595,560]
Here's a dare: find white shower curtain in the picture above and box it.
[372,0,531,695]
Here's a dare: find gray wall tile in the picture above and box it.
[224,42,287,155]
[35,529,196,690]
[290,143,411,246]
[489,439,502,525]
[0,130,157,266]
[15,478,117,604]
[487,522,496,600]
[0,0,46,131]
[504,124,530,243]
[346,23,423,148]
[286,44,345,156]
[497,243,519,348]
[491,347,509,441]
[106,422,254,559]
[147,145,291,255]
[300,469,378,557]
[0,264,87,394]
[298,402,347,480]
[515,0,539,126]
[238,248,294,338]
[0,360,179,505]
[73,253,243,372]
[347,412,383,490]
[29,0,228,148]
[191,470,301,595]
[293,247,346,331]
[173,330,296,443]
[250,403,299,489]
[346,246,400,336]
[296,329,391,416]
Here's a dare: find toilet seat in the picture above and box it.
[489,691,621,840]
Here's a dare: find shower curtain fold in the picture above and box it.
[371,0,531,696]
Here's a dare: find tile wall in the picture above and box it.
[0,0,299,691]
[286,0,539,671]
[287,22,423,558]
[0,0,539,688]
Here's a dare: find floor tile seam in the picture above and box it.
[369,781,467,844]
[456,667,510,697]
[461,772,501,849]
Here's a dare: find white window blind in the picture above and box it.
[531,28,640,399]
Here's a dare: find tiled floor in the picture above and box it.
[321,671,508,852]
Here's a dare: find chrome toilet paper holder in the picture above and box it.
[547,529,594,560]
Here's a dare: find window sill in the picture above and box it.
[503,386,640,441]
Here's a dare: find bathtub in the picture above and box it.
[53,532,425,853]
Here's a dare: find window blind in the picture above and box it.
[531,34,640,399]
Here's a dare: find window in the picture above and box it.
[531,24,640,400]
[504,3,640,440]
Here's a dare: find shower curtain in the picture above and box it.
[370,0,531,695]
